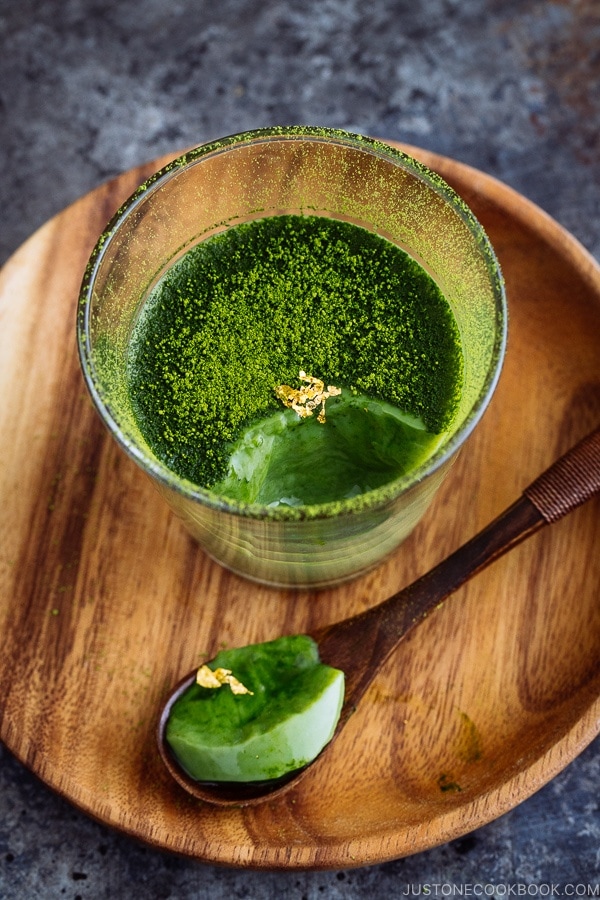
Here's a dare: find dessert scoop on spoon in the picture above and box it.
[158,426,600,807]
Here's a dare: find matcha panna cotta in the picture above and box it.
[78,127,507,587]
[126,215,464,510]
[165,635,345,783]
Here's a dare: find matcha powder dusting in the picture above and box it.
[126,215,463,489]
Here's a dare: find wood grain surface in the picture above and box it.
[1,145,599,870]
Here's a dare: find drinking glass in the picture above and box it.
[78,126,506,587]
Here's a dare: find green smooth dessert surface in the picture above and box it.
[165,635,345,783]
[127,214,463,500]
[212,394,444,506]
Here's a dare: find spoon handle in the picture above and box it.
[316,426,600,710]
[524,427,600,521]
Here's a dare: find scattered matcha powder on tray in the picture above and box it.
[127,215,463,488]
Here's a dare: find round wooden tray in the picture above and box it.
[1,145,599,870]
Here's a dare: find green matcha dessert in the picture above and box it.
[165,636,345,783]
[126,214,463,507]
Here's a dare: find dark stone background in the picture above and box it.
[1,1,598,896]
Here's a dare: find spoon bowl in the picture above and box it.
[158,671,308,803]
[158,426,600,806]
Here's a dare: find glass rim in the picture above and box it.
[77,125,507,523]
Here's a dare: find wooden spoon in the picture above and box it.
[158,426,600,806]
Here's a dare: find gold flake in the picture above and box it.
[196,664,254,695]
[275,370,341,423]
